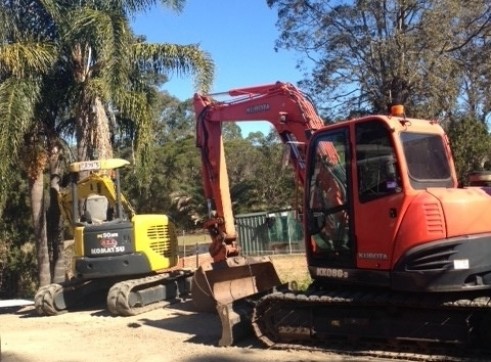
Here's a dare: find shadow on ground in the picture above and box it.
[137,301,261,348]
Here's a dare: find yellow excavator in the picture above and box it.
[34,158,193,316]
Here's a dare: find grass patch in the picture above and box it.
[177,233,211,247]
[270,254,312,291]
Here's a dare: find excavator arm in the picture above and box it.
[191,82,333,346]
[193,81,325,262]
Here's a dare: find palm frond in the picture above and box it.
[38,0,62,21]
[63,7,116,68]
[111,0,185,14]
[86,77,112,103]
[0,42,57,78]
[113,88,155,178]
[0,6,12,39]
[158,0,185,12]
[0,78,40,178]
[108,9,134,90]
[132,43,214,93]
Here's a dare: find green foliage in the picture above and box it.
[222,122,243,141]
[445,117,491,184]
[0,0,214,296]
[0,166,36,298]
[120,96,205,230]
[225,137,260,213]
[251,131,297,211]
[121,96,299,232]
[268,0,491,120]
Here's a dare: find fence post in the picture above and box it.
[196,242,199,269]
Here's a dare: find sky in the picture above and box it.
[131,0,309,135]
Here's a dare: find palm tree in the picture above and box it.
[1,0,214,289]
[0,0,59,286]
[43,0,214,168]
[37,0,213,285]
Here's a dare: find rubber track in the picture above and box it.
[34,279,93,316]
[252,288,491,362]
[34,284,52,315]
[34,284,65,316]
[106,270,193,316]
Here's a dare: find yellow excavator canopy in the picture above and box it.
[69,159,130,173]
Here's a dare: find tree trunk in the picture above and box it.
[72,44,113,163]
[47,145,65,283]
[76,95,91,163]
[76,97,113,164]
[30,168,50,287]
[94,97,113,160]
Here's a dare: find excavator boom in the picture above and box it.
[192,82,327,345]
[194,82,324,258]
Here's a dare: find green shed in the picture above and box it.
[235,209,304,255]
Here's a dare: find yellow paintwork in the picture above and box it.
[59,172,136,225]
[72,214,178,273]
[67,158,178,276]
[132,214,179,271]
[69,158,130,173]
[73,226,85,257]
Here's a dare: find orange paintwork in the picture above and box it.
[341,115,455,269]
[392,187,491,267]
[392,191,447,265]
[428,188,491,237]
[194,82,325,262]
[194,81,491,278]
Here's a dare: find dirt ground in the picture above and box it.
[0,255,384,362]
[1,302,365,362]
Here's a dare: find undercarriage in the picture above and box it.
[250,285,491,361]
[34,270,193,316]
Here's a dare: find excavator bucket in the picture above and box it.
[191,255,286,346]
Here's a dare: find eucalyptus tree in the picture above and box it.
[268,0,491,119]
[447,117,491,184]
[140,97,206,229]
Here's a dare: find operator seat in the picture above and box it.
[84,194,109,224]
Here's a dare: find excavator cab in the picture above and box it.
[59,159,134,226]
[65,159,180,278]
[303,112,491,295]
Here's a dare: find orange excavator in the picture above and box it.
[192,82,491,358]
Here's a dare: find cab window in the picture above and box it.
[307,130,352,264]
[401,132,453,189]
[356,121,401,202]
